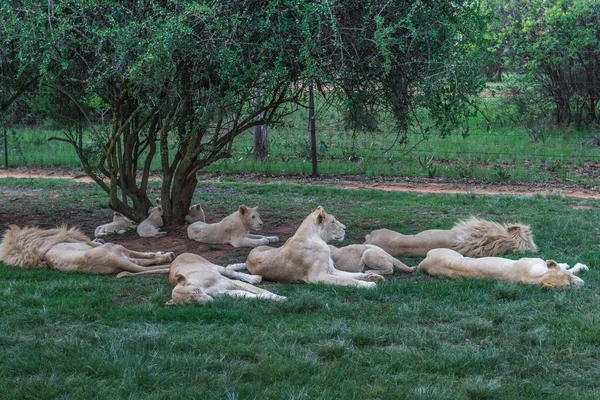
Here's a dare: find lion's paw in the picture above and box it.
[364,273,385,282]
[574,263,589,272]
[361,281,377,289]
[116,271,131,278]
[247,275,263,285]
[267,236,279,243]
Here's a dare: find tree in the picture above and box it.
[3,1,487,223]
[500,0,600,126]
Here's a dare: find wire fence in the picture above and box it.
[2,97,600,184]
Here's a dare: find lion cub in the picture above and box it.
[94,212,137,238]
[137,202,167,238]
[185,204,205,224]
[187,205,278,247]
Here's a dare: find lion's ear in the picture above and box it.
[175,274,187,285]
[507,225,521,233]
[166,299,175,306]
[194,204,201,210]
[155,199,161,206]
[546,260,559,270]
[114,212,122,217]
[239,205,248,215]
[157,206,163,213]
[315,206,326,225]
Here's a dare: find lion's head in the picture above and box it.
[113,212,137,229]
[239,205,263,231]
[542,260,584,289]
[167,275,213,305]
[314,206,346,242]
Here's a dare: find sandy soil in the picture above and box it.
[2,166,600,198]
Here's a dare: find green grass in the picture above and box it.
[1,178,600,398]
[4,92,600,184]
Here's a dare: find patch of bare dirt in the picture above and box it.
[2,166,600,198]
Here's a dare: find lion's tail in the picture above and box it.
[0,225,91,268]
[392,257,415,273]
[450,217,537,257]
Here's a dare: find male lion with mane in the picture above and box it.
[244,206,384,288]
[0,225,174,274]
[365,217,537,257]
[418,248,588,289]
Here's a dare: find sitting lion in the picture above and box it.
[328,244,414,275]
[245,206,384,288]
[365,217,537,257]
[185,204,205,224]
[137,203,167,238]
[417,248,587,289]
[94,212,137,238]
[0,225,174,274]
[187,205,279,248]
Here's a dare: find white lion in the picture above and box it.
[187,205,279,247]
[94,212,137,238]
[365,217,537,257]
[0,225,174,274]
[328,244,415,275]
[137,204,167,238]
[185,204,205,224]
[417,248,587,289]
[244,206,384,288]
[116,253,286,305]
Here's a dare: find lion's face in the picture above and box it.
[169,278,212,305]
[318,212,346,242]
[239,205,263,231]
[542,261,584,289]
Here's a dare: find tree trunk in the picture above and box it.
[309,84,318,177]
[253,86,268,159]
[253,124,268,160]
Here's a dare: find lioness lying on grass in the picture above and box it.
[117,253,286,305]
[417,248,588,289]
[94,212,137,238]
[244,206,384,288]
[0,225,174,274]
[365,217,537,257]
[187,205,279,247]
[328,244,414,275]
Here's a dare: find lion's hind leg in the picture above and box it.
[110,245,175,266]
[361,248,394,275]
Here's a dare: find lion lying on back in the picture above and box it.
[0,225,174,274]
[418,248,588,289]
[188,205,279,247]
[365,217,537,257]
[245,206,384,288]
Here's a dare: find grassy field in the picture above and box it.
[3,92,600,184]
[1,178,600,398]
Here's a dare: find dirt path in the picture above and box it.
[2,167,600,199]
